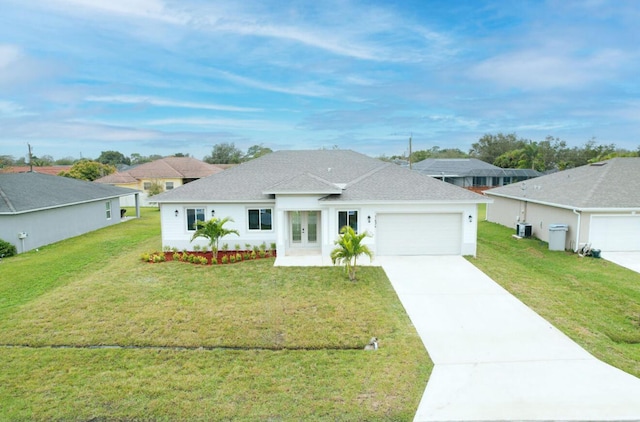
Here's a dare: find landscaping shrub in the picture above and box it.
[0,239,17,258]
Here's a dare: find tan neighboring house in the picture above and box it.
[484,158,640,252]
[95,157,224,207]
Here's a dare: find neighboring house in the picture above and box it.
[0,165,72,175]
[95,157,224,207]
[484,158,640,252]
[153,150,489,259]
[412,158,541,192]
[0,172,140,253]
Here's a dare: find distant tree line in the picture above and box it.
[382,133,639,172]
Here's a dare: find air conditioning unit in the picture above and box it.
[516,223,532,238]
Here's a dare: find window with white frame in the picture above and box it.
[248,208,272,230]
[338,210,358,233]
[143,182,152,190]
[105,201,112,219]
[186,208,206,231]
[165,181,174,190]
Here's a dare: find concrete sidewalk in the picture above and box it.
[378,255,640,422]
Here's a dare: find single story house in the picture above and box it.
[412,158,541,192]
[0,172,140,253]
[153,150,489,259]
[95,156,224,207]
[484,157,640,252]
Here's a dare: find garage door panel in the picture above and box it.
[590,216,640,252]
[377,213,461,255]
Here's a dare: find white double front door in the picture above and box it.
[289,211,320,250]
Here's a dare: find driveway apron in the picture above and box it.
[378,255,640,422]
[603,251,640,274]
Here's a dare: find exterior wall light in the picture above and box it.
[175,209,179,217]
[211,210,215,217]
[367,215,371,223]
[468,215,473,223]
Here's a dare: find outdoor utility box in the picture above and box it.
[548,224,569,251]
[516,223,532,238]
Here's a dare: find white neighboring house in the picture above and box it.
[484,157,640,252]
[0,172,140,253]
[153,150,489,259]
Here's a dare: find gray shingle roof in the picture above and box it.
[153,150,487,203]
[0,172,138,214]
[484,158,640,209]
[412,158,541,178]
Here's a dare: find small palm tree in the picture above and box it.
[190,217,239,255]
[331,225,373,281]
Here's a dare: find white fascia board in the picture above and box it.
[485,192,639,212]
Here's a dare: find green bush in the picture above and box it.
[0,239,17,258]
[221,255,228,264]
[229,254,236,263]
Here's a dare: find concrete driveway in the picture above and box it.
[378,255,640,422]
[602,251,640,274]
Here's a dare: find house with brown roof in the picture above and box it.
[484,158,640,252]
[152,150,489,260]
[95,156,224,206]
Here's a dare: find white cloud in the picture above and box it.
[85,95,261,112]
[48,0,186,24]
[470,42,629,90]
[212,70,337,98]
[0,44,22,69]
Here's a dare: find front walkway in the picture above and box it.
[378,255,640,421]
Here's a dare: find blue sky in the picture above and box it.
[1,0,638,161]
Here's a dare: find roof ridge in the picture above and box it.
[345,162,391,186]
[582,160,612,204]
[305,171,339,187]
[0,184,17,212]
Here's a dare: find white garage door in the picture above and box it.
[590,215,640,252]
[376,213,462,255]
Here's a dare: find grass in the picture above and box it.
[469,205,640,378]
[0,208,430,421]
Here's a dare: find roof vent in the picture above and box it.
[590,162,607,167]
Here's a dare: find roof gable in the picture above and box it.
[484,158,640,209]
[0,173,137,214]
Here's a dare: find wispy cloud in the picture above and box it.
[470,47,629,90]
[85,95,262,112]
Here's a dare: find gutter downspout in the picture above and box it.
[572,209,581,252]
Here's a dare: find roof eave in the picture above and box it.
[485,191,640,212]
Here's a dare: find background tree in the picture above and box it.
[203,143,243,164]
[54,156,77,165]
[469,133,528,164]
[58,160,116,181]
[0,155,15,168]
[244,144,273,161]
[97,150,131,166]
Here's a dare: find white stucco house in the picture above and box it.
[484,157,640,252]
[0,172,140,253]
[153,150,489,259]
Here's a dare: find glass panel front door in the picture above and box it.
[289,211,320,248]
[291,211,302,244]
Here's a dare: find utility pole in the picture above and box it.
[28,143,33,172]
[408,134,413,169]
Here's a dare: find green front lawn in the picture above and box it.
[0,208,430,421]
[469,209,640,378]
